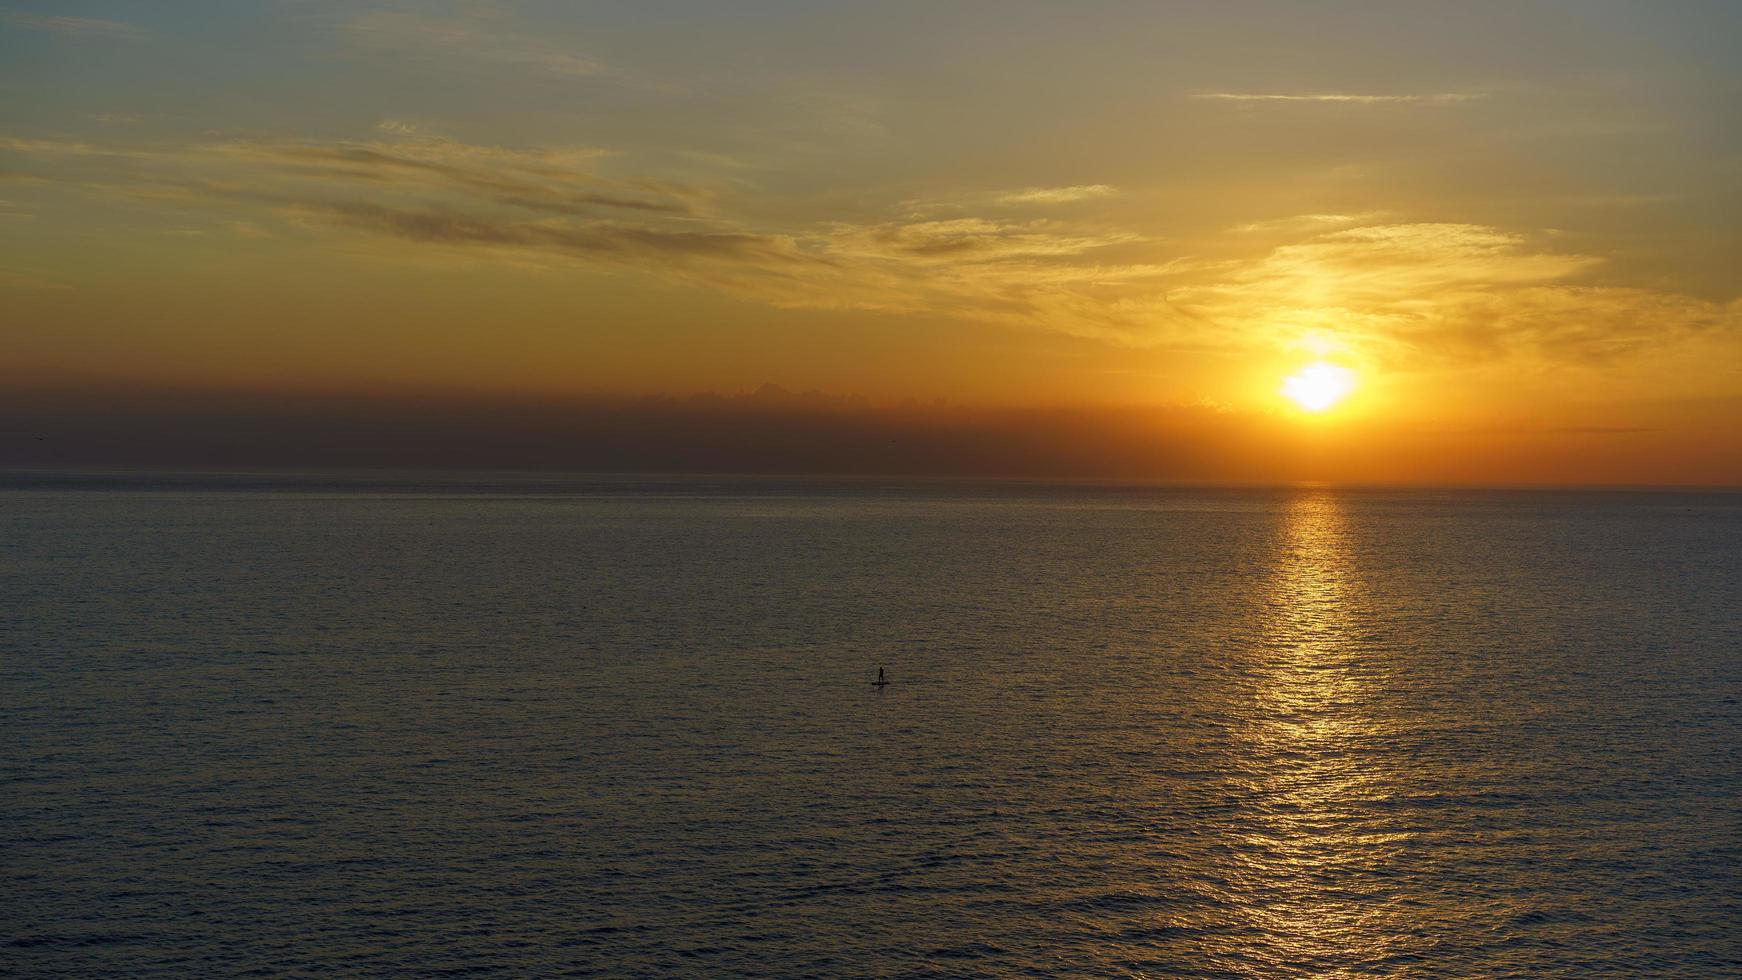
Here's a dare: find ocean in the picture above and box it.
[4,473,1739,976]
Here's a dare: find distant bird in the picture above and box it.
[871,667,890,687]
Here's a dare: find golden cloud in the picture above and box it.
[5,129,1733,369]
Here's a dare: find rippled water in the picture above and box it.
[4,475,1740,976]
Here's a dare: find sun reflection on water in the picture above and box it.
[1222,490,1412,974]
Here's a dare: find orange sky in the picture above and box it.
[3,2,1739,484]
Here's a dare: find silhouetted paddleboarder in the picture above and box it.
[872,667,889,687]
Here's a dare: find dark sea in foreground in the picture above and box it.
[4,472,1740,977]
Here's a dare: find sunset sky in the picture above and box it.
[4,1,1739,484]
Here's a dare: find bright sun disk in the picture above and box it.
[1281,361,1355,412]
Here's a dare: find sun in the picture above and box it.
[1281,361,1355,412]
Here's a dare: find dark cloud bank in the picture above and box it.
[0,383,1307,482]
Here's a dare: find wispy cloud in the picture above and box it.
[2,8,147,39]
[996,185,1117,205]
[343,10,604,79]
[1230,212,1385,234]
[1181,222,1733,364]
[318,201,812,269]
[0,136,105,157]
[830,218,1138,263]
[0,130,679,215]
[5,127,1731,365]
[374,119,426,137]
[900,184,1119,218]
[1195,92,1483,105]
[0,128,796,281]
[211,140,683,214]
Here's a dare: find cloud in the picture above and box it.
[1195,92,1483,105]
[756,217,1733,359]
[0,136,106,157]
[1,8,147,39]
[1420,286,1735,364]
[0,383,1312,482]
[0,129,786,288]
[12,380,1739,485]
[997,185,1117,205]
[830,218,1139,263]
[0,130,686,216]
[5,127,1732,367]
[342,10,604,79]
[208,139,687,215]
[1231,212,1384,233]
[1255,224,1602,294]
[1179,222,1733,365]
[900,185,1119,217]
[318,201,813,269]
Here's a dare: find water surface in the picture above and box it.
[4,475,1740,976]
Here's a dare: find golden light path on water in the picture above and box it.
[1224,491,1408,974]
